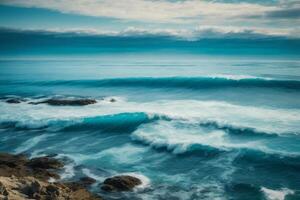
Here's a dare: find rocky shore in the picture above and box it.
[0,153,143,200]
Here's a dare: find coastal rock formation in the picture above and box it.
[31,98,97,106]
[0,176,101,200]
[27,156,64,170]
[101,175,142,192]
[0,153,102,200]
[0,153,62,181]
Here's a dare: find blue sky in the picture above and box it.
[0,0,299,38]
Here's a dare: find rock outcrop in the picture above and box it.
[101,175,142,192]
[0,153,62,181]
[0,153,102,200]
[0,176,101,200]
[31,98,97,106]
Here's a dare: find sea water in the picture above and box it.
[0,54,299,200]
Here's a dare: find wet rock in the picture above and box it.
[0,153,61,180]
[79,177,97,187]
[2,96,27,104]
[0,153,103,200]
[27,156,63,170]
[0,153,27,168]
[110,98,116,102]
[101,175,142,192]
[6,99,22,104]
[32,98,97,106]
[65,177,96,192]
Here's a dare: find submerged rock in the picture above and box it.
[101,175,142,192]
[31,98,97,106]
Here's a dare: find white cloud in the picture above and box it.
[1,0,278,23]
[10,26,297,39]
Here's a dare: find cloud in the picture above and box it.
[0,0,277,23]
[1,26,296,40]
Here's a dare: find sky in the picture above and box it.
[0,0,299,39]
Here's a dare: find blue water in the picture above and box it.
[0,54,300,199]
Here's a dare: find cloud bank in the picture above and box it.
[1,26,296,40]
[0,0,286,23]
[0,0,299,40]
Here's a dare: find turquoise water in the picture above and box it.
[0,54,300,199]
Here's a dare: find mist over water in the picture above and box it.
[1,54,300,199]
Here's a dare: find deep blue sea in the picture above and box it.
[0,52,300,199]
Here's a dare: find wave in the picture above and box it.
[198,121,277,137]
[0,112,166,133]
[63,112,168,133]
[0,111,284,137]
[1,97,299,135]
[131,120,259,155]
[4,76,300,90]
[131,119,300,159]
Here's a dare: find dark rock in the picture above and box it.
[6,99,22,104]
[32,98,97,106]
[101,175,142,192]
[0,153,27,168]
[0,153,63,181]
[27,156,63,170]
[65,177,96,191]
[110,98,116,102]
[0,153,103,200]
[79,177,97,187]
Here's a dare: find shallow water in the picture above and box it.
[0,54,300,200]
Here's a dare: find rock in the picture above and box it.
[110,98,116,102]
[0,153,62,181]
[0,153,103,200]
[2,96,26,104]
[27,156,63,170]
[79,177,97,187]
[32,98,97,106]
[101,175,142,192]
[0,153,30,178]
[0,176,102,200]
[0,153,27,168]
[65,177,96,192]
[6,99,22,104]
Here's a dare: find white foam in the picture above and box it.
[208,74,272,80]
[92,144,147,164]
[60,162,76,180]
[82,168,104,182]
[131,120,259,154]
[261,187,294,200]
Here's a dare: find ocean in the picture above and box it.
[0,39,300,199]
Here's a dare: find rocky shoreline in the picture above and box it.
[0,153,143,200]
